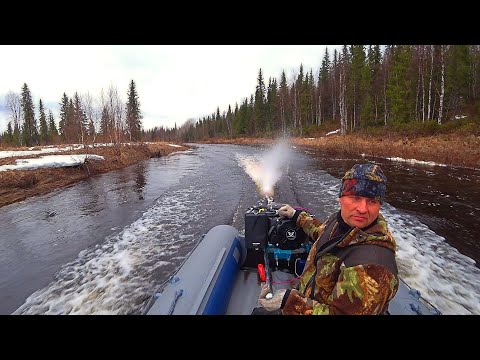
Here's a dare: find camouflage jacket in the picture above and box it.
[281,211,398,315]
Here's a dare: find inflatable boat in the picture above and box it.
[144,201,442,315]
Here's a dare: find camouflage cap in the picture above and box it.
[339,163,387,202]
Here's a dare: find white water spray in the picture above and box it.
[237,139,292,198]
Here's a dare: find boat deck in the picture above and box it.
[226,268,296,315]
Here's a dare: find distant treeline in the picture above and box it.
[1,80,143,147]
[2,45,480,147]
[178,45,480,141]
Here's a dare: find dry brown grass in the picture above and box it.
[290,134,480,168]
[203,134,480,169]
[0,142,190,208]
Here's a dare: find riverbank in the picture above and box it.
[203,133,480,169]
[0,142,190,208]
[2,133,479,209]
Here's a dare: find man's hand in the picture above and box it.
[258,283,287,311]
[277,204,295,219]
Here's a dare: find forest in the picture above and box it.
[2,45,479,147]
[179,45,480,142]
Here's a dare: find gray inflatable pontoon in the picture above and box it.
[144,224,441,315]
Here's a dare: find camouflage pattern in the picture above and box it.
[281,211,398,315]
[339,163,387,202]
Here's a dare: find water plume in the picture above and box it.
[238,139,292,198]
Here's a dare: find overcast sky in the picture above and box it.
[0,45,342,133]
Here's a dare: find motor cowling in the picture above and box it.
[268,217,308,250]
[243,202,313,274]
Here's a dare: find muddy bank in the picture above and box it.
[0,142,189,208]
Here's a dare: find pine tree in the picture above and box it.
[38,99,49,144]
[296,64,310,133]
[307,69,315,125]
[48,110,58,142]
[446,45,471,114]
[361,45,375,127]
[58,93,69,141]
[73,92,87,144]
[67,98,75,143]
[5,122,14,144]
[332,49,339,122]
[266,77,278,134]
[350,45,367,129]
[20,83,38,147]
[125,80,143,141]
[371,45,383,123]
[226,104,233,137]
[248,94,255,136]
[13,122,21,147]
[254,69,266,135]
[341,45,352,131]
[100,106,109,137]
[386,45,413,123]
[279,70,289,134]
[233,98,248,136]
[215,106,224,136]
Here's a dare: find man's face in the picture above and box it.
[339,195,381,228]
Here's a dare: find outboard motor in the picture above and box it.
[268,216,309,250]
[244,198,313,276]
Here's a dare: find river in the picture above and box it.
[1,143,479,315]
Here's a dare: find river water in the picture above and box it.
[1,143,479,315]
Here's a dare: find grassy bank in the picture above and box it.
[292,133,480,169]
[202,132,480,169]
[2,131,479,209]
[0,142,189,208]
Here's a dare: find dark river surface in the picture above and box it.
[1,143,479,315]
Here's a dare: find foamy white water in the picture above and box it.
[384,205,480,315]
[293,166,480,315]
[13,186,204,315]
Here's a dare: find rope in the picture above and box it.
[272,277,299,285]
[409,303,424,315]
[167,289,184,315]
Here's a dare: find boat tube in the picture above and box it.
[146,201,441,315]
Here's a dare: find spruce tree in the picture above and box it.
[350,45,367,129]
[100,106,109,137]
[319,48,331,122]
[58,93,69,141]
[67,99,75,143]
[226,104,233,137]
[73,92,87,144]
[266,77,278,133]
[386,45,413,123]
[20,83,38,147]
[254,69,266,135]
[361,45,374,127]
[279,70,289,133]
[125,80,143,141]
[6,122,14,144]
[38,99,49,144]
[48,110,58,142]
[446,45,471,112]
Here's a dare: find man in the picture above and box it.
[258,163,398,315]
